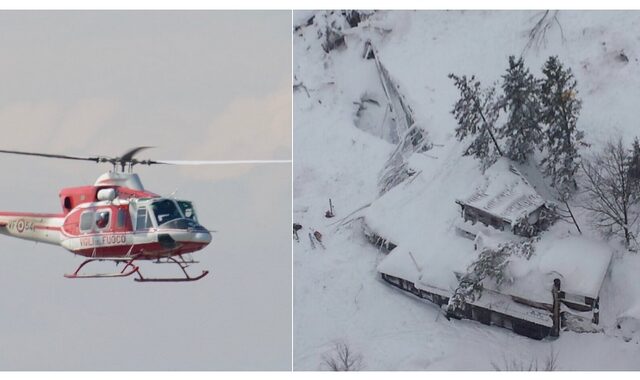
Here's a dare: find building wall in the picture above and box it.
[380,273,552,340]
[461,203,547,238]
[462,205,509,231]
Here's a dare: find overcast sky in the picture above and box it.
[0,10,291,370]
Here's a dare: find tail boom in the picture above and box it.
[0,212,64,245]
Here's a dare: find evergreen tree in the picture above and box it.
[499,56,543,163]
[447,239,536,315]
[539,55,584,194]
[449,73,502,169]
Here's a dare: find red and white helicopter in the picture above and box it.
[0,147,289,282]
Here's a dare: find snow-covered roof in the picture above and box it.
[500,235,613,304]
[377,245,456,299]
[377,244,554,327]
[377,233,613,315]
[455,159,546,224]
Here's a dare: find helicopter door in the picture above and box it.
[116,208,128,231]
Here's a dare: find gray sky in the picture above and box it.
[0,10,291,370]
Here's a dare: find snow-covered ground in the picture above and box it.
[293,10,640,370]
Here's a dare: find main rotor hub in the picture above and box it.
[97,146,158,172]
[94,172,145,191]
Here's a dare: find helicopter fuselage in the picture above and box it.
[0,173,212,261]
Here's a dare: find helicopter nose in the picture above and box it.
[157,219,212,243]
[192,228,212,245]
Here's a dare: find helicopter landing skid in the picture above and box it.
[64,255,209,282]
[64,257,140,279]
[134,270,209,282]
[134,256,209,282]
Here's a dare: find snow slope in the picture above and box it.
[294,10,640,370]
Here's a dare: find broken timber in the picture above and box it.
[364,40,432,195]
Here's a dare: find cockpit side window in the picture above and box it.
[135,207,151,231]
[177,200,198,222]
[145,211,153,228]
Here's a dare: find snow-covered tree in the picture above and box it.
[447,271,484,314]
[447,239,536,314]
[447,245,509,314]
[449,73,502,170]
[499,56,543,163]
[539,56,584,194]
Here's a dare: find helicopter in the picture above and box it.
[0,147,290,282]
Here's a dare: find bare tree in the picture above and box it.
[321,341,364,371]
[522,10,565,54]
[580,137,640,249]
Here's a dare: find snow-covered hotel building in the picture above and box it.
[365,159,612,339]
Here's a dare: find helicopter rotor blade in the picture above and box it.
[0,148,291,169]
[0,149,100,162]
[121,146,153,162]
[155,159,292,166]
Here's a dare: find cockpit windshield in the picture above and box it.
[177,200,198,222]
[151,199,183,226]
